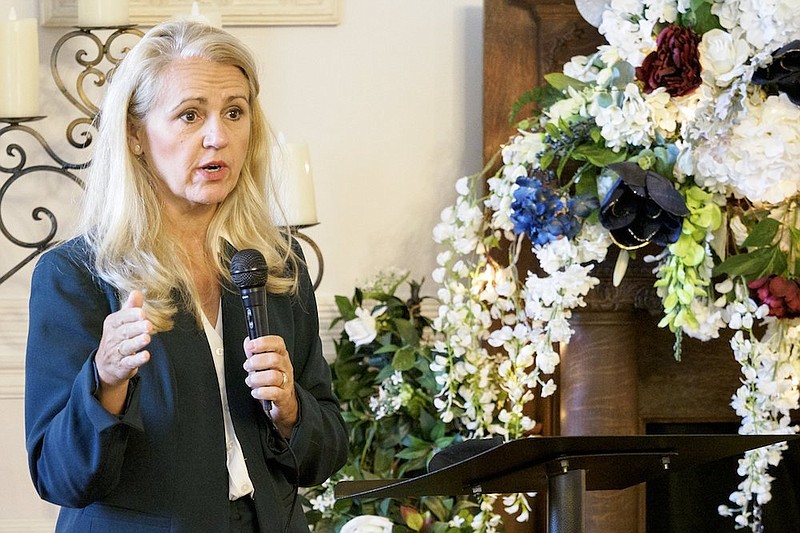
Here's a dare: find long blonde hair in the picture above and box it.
[77,20,299,331]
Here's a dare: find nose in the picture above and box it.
[202,116,230,149]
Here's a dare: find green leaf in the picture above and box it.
[742,217,780,248]
[544,122,561,138]
[395,447,431,460]
[392,346,417,371]
[419,409,437,437]
[334,295,356,320]
[713,247,775,279]
[572,143,627,167]
[544,72,588,92]
[374,343,401,354]
[759,247,789,279]
[422,497,451,522]
[539,150,555,170]
[374,363,396,382]
[405,509,425,531]
[688,0,722,34]
[556,143,574,178]
[573,166,598,197]
[508,84,562,124]
[373,446,394,474]
[394,318,420,345]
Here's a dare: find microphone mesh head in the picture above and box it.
[230,249,268,289]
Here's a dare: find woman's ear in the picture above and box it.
[128,122,144,156]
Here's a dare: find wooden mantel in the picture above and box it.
[483,2,743,531]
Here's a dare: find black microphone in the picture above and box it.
[230,248,272,414]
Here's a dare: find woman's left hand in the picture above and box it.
[243,335,298,438]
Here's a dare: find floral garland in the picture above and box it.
[304,270,487,532]
[432,0,800,530]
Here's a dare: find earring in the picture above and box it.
[133,144,142,155]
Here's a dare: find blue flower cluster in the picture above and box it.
[511,176,587,245]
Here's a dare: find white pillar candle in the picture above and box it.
[188,1,223,28]
[0,8,39,118]
[78,0,129,27]
[272,142,319,227]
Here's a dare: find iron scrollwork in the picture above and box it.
[0,26,143,286]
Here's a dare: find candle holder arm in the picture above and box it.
[291,226,324,291]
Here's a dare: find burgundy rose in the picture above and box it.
[636,25,702,97]
[748,275,800,318]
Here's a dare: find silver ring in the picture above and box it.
[280,371,287,389]
[117,344,128,357]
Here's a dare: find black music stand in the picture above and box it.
[335,434,797,533]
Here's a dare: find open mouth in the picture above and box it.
[202,164,223,172]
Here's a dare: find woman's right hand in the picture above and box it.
[96,290,152,414]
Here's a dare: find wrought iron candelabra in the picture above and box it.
[0,25,143,285]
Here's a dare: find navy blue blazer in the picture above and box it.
[25,238,348,532]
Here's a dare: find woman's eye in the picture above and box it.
[227,108,242,120]
[181,110,198,123]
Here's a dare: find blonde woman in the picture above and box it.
[25,20,347,533]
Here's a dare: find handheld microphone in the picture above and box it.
[230,248,272,413]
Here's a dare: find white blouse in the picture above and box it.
[201,303,255,500]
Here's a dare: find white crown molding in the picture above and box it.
[40,0,341,27]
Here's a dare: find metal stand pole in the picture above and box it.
[548,466,586,533]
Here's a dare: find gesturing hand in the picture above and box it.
[96,290,153,414]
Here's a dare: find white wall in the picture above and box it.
[0,0,483,529]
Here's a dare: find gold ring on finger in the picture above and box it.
[280,371,287,389]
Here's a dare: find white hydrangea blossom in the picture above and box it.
[589,83,681,150]
[711,0,800,54]
[693,94,800,204]
[599,0,665,65]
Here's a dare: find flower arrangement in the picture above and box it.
[304,270,502,532]
[431,1,800,530]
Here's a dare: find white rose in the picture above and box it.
[341,515,393,533]
[344,306,379,346]
[698,29,749,87]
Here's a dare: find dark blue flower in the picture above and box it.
[511,177,586,245]
[599,162,689,249]
[752,40,800,105]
